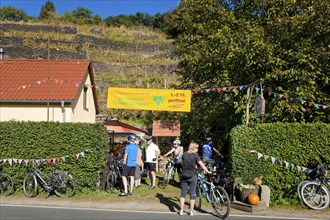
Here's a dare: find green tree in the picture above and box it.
[72,7,93,19]
[0,6,28,21]
[39,0,56,20]
[167,0,329,144]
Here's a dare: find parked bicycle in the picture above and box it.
[106,158,124,193]
[298,167,329,210]
[0,171,14,196]
[23,164,75,198]
[163,158,175,189]
[195,169,231,219]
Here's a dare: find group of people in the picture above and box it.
[118,134,224,216]
[119,135,160,196]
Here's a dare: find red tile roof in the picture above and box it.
[0,59,95,102]
[104,120,148,134]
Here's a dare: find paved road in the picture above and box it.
[0,205,325,220]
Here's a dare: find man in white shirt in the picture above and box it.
[145,135,160,189]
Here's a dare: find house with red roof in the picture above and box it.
[0,59,99,123]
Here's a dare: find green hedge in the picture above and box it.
[229,122,330,205]
[0,121,109,193]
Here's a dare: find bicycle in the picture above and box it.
[299,167,329,210]
[297,166,328,203]
[195,169,231,219]
[0,171,14,196]
[23,164,76,198]
[163,158,175,189]
[106,158,124,193]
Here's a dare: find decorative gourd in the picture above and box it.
[248,193,260,205]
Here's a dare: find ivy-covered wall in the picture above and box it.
[0,121,109,193]
[229,122,330,205]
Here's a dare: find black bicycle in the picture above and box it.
[23,165,75,198]
[0,171,14,196]
[106,158,124,193]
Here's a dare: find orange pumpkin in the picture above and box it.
[247,193,260,205]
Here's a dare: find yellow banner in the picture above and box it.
[107,88,191,112]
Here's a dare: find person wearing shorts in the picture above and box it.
[119,135,138,196]
[145,135,160,189]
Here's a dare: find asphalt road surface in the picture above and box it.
[0,205,325,220]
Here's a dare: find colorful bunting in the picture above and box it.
[0,149,92,166]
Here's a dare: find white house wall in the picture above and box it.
[70,71,96,123]
[0,103,71,122]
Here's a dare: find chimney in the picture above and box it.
[0,48,3,59]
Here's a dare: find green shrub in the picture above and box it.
[0,121,109,193]
[229,122,330,205]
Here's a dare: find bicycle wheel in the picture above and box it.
[163,167,171,189]
[23,173,38,197]
[212,186,231,219]
[297,180,310,202]
[106,172,116,193]
[194,184,202,210]
[301,181,330,210]
[54,174,76,198]
[0,172,14,196]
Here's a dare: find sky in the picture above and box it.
[0,0,180,18]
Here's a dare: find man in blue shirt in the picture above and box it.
[202,137,223,163]
[119,135,138,196]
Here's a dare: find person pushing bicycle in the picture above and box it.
[202,137,223,164]
[163,139,184,178]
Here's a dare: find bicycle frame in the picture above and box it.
[198,172,218,203]
[32,167,52,189]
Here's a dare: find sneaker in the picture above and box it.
[119,192,128,197]
[146,185,151,189]
[190,210,196,216]
[148,185,155,189]
[179,209,184,216]
[128,192,133,195]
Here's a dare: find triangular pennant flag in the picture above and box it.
[61,156,67,162]
[13,158,18,164]
[47,158,52,164]
[80,152,85,157]
[56,157,61,163]
[71,154,77,158]
[297,166,301,172]
[24,159,29,166]
[18,159,23,165]
[52,158,56,163]
[205,89,210,93]
[35,159,41,165]
[227,86,232,91]
[239,85,244,90]
[8,159,13,166]
[293,98,299,103]
[302,167,307,172]
[257,152,263,159]
[3,159,8,164]
[0,159,3,163]
[217,88,222,92]
[263,155,269,160]
[290,163,295,170]
[284,161,289,168]
[250,150,257,153]
[255,87,260,93]
[278,159,282,165]
[271,157,276,164]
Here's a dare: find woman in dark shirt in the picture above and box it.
[179,142,210,216]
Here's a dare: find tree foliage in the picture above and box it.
[0,6,28,21]
[166,0,329,144]
[39,0,56,20]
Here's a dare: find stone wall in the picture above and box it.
[0,23,77,34]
